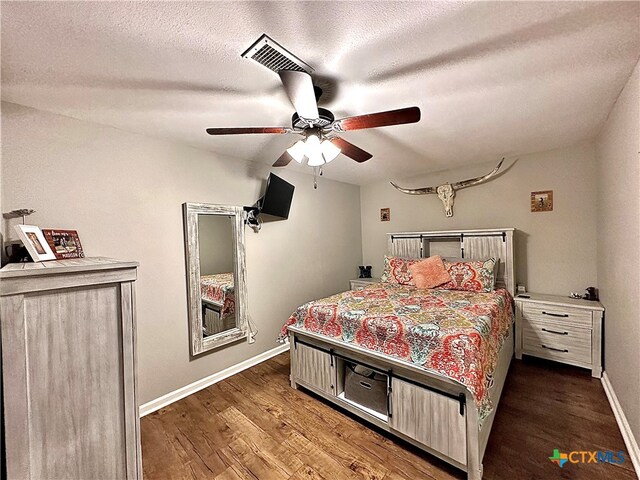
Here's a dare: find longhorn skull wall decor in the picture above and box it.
[390,159,505,217]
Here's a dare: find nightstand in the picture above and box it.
[349,278,382,290]
[515,293,604,377]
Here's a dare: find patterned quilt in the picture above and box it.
[279,284,513,420]
[201,273,235,317]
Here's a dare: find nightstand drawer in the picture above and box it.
[522,322,591,365]
[522,340,591,366]
[349,278,381,290]
[522,303,592,328]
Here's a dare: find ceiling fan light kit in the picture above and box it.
[287,131,342,166]
[206,34,421,186]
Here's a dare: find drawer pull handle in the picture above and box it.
[359,381,372,390]
[542,328,568,335]
[542,344,568,353]
[542,311,569,318]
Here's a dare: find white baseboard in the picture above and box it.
[601,371,640,476]
[139,343,289,417]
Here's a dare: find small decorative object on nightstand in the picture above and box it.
[515,293,604,377]
[358,265,372,278]
[349,277,381,290]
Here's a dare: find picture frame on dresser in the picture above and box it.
[42,228,85,259]
[13,224,57,262]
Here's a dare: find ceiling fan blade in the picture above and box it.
[332,106,421,132]
[272,151,294,167]
[330,137,373,163]
[279,70,319,120]
[206,127,289,135]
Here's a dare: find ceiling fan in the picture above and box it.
[205,37,421,169]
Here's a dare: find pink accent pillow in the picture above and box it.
[380,255,421,285]
[440,258,497,292]
[408,256,452,289]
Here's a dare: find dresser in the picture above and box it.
[349,277,382,290]
[0,258,142,480]
[515,293,604,377]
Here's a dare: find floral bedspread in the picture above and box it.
[201,273,235,317]
[279,284,513,419]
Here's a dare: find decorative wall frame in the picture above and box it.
[531,190,553,212]
[380,208,391,222]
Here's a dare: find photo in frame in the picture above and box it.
[14,224,57,262]
[380,208,391,222]
[42,229,85,259]
[531,190,553,212]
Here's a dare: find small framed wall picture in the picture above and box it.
[380,208,391,222]
[531,190,553,212]
[14,225,57,262]
[42,229,85,259]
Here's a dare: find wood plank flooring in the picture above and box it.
[141,353,637,480]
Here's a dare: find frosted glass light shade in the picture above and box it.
[320,140,341,163]
[307,149,325,166]
[286,140,306,163]
[304,134,320,157]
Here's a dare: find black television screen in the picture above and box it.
[259,173,295,219]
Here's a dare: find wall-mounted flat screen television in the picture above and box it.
[258,173,295,219]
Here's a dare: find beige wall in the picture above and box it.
[360,141,598,295]
[596,60,640,444]
[0,102,363,404]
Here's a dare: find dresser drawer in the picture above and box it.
[522,321,591,365]
[522,303,592,328]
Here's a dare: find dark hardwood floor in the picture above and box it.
[141,353,636,480]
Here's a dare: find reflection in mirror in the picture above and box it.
[183,203,248,356]
[198,215,235,337]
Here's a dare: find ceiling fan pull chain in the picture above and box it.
[313,166,319,189]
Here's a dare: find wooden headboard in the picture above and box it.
[387,228,516,295]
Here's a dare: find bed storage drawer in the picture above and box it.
[389,378,467,465]
[292,342,336,396]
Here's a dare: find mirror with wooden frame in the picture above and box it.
[183,203,248,355]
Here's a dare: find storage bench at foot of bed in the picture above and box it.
[289,331,471,473]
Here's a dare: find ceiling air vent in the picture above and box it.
[241,34,313,74]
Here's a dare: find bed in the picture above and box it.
[200,272,235,336]
[282,228,515,480]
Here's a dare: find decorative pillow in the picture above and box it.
[380,255,421,285]
[440,258,497,292]
[408,256,452,289]
[443,256,501,289]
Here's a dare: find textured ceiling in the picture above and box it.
[2,1,639,185]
